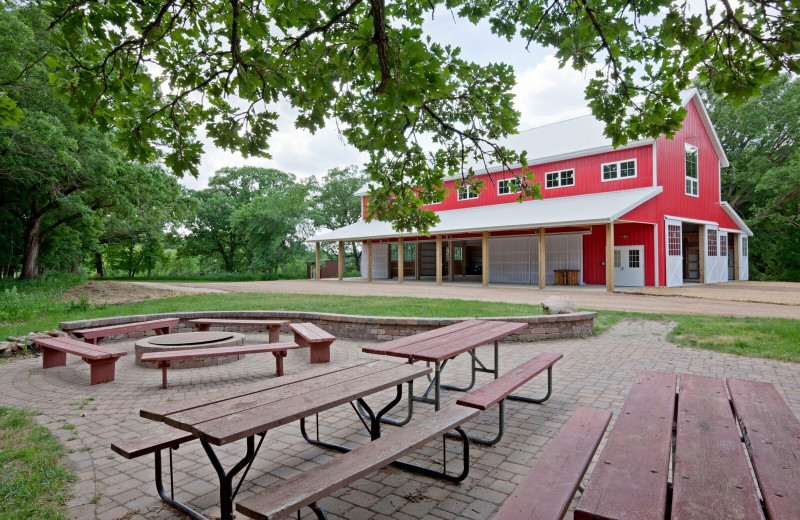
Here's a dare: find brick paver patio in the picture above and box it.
[2,320,798,520]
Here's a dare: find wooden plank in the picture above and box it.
[140,342,298,362]
[49,337,127,357]
[74,318,179,338]
[34,337,122,359]
[361,320,485,356]
[727,378,800,520]
[493,407,612,520]
[671,375,763,520]
[410,321,527,362]
[111,430,195,459]
[382,320,510,359]
[140,360,376,421]
[456,353,563,411]
[187,319,288,326]
[289,323,335,343]
[575,370,676,520]
[236,406,479,520]
[190,363,431,445]
[163,361,412,428]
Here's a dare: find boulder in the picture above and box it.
[541,296,578,315]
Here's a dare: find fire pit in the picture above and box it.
[135,331,245,369]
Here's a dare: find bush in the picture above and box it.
[0,272,88,323]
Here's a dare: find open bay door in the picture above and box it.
[665,219,683,287]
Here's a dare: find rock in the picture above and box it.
[541,296,578,315]
[48,330,68,337]
[1,350,12,358]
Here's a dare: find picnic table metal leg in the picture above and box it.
[431,341,499,392]
[446,399,506,446]
[391,426,472,483]
[201,435,264,520]
[153,448,208,520]
[357,380,414,426]
[507,366,554,404]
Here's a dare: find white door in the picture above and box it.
[371,243,389,279]
[614,246,645,287]
[665,219,683,287]
[704,225,720,283]
[739,236,749,280]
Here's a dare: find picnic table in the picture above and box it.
[138,359,430,520]
[575,370,800,520]
[362,319,528,425]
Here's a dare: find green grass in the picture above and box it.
[0,407,75,520]
[0,272,89,323]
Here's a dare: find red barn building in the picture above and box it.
[310,89,752,290]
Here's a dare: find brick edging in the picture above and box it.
[59,310,596,342]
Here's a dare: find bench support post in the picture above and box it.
[160,361,170,389]
[86,357,119,385]
[272,351,285,376]
[268,326,280,343]
[507,366,554,404]
[42,347,67,369]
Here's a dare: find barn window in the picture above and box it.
[403,242,415,261]
[545,169,575,189]
[720,235,727,256]
[628,249,640,268]
[668,225,681,256]
[685,144,699,196]
[613,250,621,268]
[707,229,717,256]
[457,185,479,200]
[742,237,748,256]
[498,178,521,195]
[390,243,398,261]
[602,159,636,181]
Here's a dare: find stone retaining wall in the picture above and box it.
[60,310,596,343]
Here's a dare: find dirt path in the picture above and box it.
[62,281,224,305]
[125,279,800,319]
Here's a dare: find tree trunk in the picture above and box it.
[95,252,104,277]
[20,215,43,279]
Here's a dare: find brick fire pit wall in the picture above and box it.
[60,310,596,343]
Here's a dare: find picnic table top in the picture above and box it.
[140,360,431,446]
[361,319,527,363]
[575,370,800,520]
[34,336,127,359]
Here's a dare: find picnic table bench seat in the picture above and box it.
[72,318,179,344]
[236,406,479,520]
[455,352,563,445]
[33,336,127,385]
[188,319,289,343]
[289,322,335,363]
[492,407,611,520]
[140,342,299,389]
[111,429,200,519]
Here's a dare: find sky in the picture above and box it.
[179,13,598,191]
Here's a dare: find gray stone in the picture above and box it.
[541,296,578,315]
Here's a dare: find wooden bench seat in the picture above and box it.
[33,336,127,385]
[492,407,611,520]
[455,352,563,445]
[111,429,200,519]
[236,406,478,520]
[140,342,299,389]
[188,319,289,343]
[289,323,336,363]
[72,318,179,344]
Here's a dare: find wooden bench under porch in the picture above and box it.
[289,322,336,363]
[140,342,299,389]
[188,319,289,343]
[33,336,127,385]
[71,318,179,344]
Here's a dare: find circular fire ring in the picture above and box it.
[135,331,245,369]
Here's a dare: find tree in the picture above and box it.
[45,0,799,232]
[313,166,368,267]
[702,74,800,281]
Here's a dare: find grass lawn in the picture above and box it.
[0,407,74,520]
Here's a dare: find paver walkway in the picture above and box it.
[133,279,800,319]
[1,321,798,520]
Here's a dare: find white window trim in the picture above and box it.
[457,186,479,201]
[544,168,575,190]
[497,178,522,196]
[685,143,699,198]
[601,158,637,182]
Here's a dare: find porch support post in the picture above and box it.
[606,222,615,292]
[337,241,344,280]
[435,235,443,285]
[366,240,373,282]
[415,241,420,280]
[538,227,546,289]
[698,225,706,284]
[315,242,321,280]
[397,237,404,283]
[448,238,454,281]
[733,234,740,280]
[482,232,490,287]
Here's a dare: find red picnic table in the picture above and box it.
[362,319,542,426]
[575,370,800,520]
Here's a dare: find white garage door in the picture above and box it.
[489,237,531,283]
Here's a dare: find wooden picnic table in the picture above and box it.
[362,319,528,420]
[575,370,800,520]
[139,359,431,520]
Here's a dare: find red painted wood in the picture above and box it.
[140,342,298,362]
[73,318,179,342]
[41,347,67,368]
[86,357,119,385]
[111,430,196,459]
[727,378,800,520]
[362,320,483,355]
[493,407,611,520]
[457,353,563,411]
[671,375,763,520]
[236,406,479,520]
[575,370,676,520]
[582,223,655,286]
[289,323,336,342]
[35,336,126,359]
[36,337,126,384]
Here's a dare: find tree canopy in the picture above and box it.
[45,0,799,232]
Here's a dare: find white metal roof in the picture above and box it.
[721,202,753,236]
[310,187,662,242]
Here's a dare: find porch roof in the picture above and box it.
[309,187,662,242]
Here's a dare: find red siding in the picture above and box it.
[583,223,655,286]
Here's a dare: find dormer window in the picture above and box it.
[602,159,636,181]
[685,144,699,196]
[457,186,479,200]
